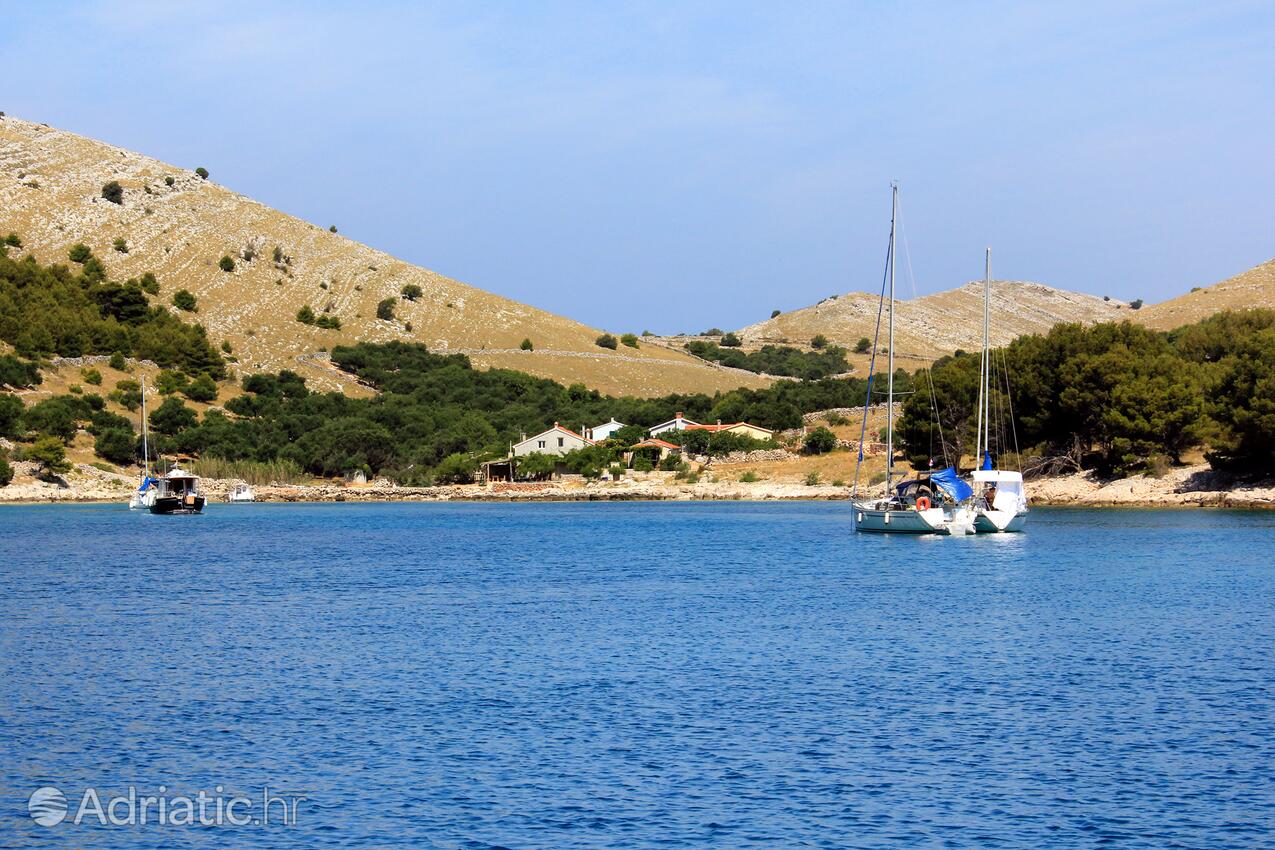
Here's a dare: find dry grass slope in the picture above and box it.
[1135,258,1275,330]
[739,281,1130,361]
[0,115,770,398]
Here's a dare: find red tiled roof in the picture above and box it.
[631,438,679,450]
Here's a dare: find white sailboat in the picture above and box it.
[971,249,1029,533]
[128,376,157,510]
[852,184,975,535]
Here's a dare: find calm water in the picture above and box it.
[1,502,1273,848]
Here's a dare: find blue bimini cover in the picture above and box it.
[930,466,973,503]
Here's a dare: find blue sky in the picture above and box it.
[4,1,1273,332]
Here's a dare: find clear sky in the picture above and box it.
[4,1,1273,333]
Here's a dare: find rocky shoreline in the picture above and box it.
[2,462,1273,509]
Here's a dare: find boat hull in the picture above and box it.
[974,509,1027,533]
[853,504,952,534]
[128,490,156,510]
[149,495,206,515]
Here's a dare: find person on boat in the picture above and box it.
[984,484,997,508]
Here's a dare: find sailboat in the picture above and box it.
[971,249,1029,533]
[851,184,975,535]
[128,377,158,510]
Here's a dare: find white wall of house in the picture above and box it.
[587,418,626,441]
[513,426,591,457]
[649,413,699,436]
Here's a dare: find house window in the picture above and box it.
[538,440,545,448]
[558,437,565,447]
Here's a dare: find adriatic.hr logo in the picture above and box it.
[26,785,306,828]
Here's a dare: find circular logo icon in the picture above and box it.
[28,786,68,827]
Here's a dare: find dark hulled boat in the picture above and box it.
[148,468,206,515]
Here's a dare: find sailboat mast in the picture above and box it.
[982,248,991,462]
[885,183,897,494]
[140,375,150,476]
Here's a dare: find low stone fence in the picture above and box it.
[707,448,793,464]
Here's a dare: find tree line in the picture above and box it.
[897,310,1275,476]
[0,243,226,379]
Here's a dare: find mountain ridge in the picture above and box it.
[0,115,770,397]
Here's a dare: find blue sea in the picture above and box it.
[1,502,1273,848]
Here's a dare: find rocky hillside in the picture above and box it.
[738,280,1129,361]
[1135,258,1275,330]
[0,115,769,397]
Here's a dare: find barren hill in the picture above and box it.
[1135,258,1275,330]
[0,115,769,397]
[738,280,1130,361]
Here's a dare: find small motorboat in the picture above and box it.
[228,482,256,503]
[149,468,206,514]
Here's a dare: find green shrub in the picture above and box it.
[315,315,341,330]
[595,333,618,350]
[172,289,198,312]
[401,284,423,301]
[434,452,477,484]
[739,470,759,482]
[633,454,654,472]
[68,243,92,263]
[658,454,684,472]
[195,167,209,179]
[3,233,21,248]
[0,355,42,389]
[149,396,197,434]
[1130,298,1144,310]
[803,426,838,455]
[221,340,233,353]
[94,427,137,465]
[108,352,129,371]
[28,435,71,477]
[720,332,742,347]
[218,255,235,273]
[81,367,103,386]
[329,225,338,233]
[155,370,189,395]
[620,333,639,349]
[87,409,130,435]
[811,334,829,349]
[110,379,142,411]
[296,305,317,325]
[183,374,218,403]
[376,298,396,321]
[102,181,124,205]
[805,471,822,486]
[520,338,534,351]
[22,396,87,443]
[855,337,871,353]
[164,176,175,187]
[0,395,24,438]
[770,309,781,318]
[139,271,160,294]
[112,237,128,254]
[0,448,12,486]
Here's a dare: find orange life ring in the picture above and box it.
[915,496,931,511]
